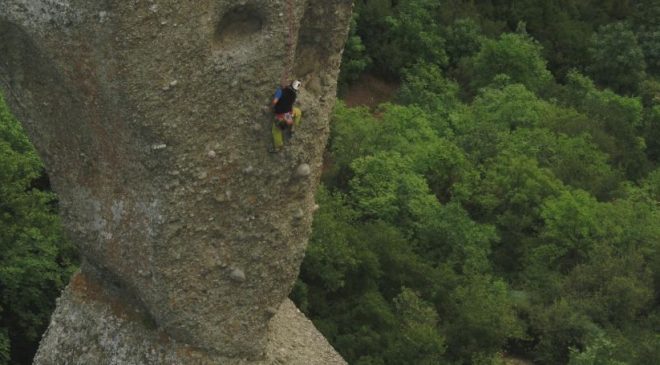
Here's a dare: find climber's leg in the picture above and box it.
[272,122,284,151]
[293,107,302,127]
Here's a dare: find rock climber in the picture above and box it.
[270,80,302,152]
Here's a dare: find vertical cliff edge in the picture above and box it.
[0,0,353,363]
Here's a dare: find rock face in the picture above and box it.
[0,0,352,362]
[34,268,347,364]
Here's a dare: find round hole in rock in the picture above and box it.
[214,5,264,49]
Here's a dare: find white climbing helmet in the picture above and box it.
[291,80,301,91]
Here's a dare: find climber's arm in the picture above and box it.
[271,88,283,108]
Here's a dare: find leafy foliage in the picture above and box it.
[0,329,9,365]
[398,62,460,114]
[385,288,445,365]
[352,0,448,78]
[561,71,648,179]
[338,12,372,89]
[569,333,628,365]
[633,0,660,74]
[298,8,659,361]
[0,95,77,364]
[443,18,483,66]
[468,33,553,94]
[588,23,647,95]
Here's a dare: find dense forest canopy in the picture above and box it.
[294,1,660,364]
[1,1,659,364]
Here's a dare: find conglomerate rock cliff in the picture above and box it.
[0,0,353,363]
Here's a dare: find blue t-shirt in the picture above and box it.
[273,87,283,100]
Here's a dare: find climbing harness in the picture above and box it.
[280,0,297,86]
[276,110,295,125]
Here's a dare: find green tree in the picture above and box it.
[527,188,659,363]
[643,106,660,162]
[562,198,657,327]
[349,152,436,228]
[567,254,653,327]
[338,12,372,89]
[415,202,496,276]
[0,329,8,365]
[588,22,646,94]
[467,33,554,94]
[568,333,628,365]
[533,190,604,274]
[385,288,446,365]
[504,0,594,79]
[444,18,483,66]
[641,168,660,202]
[354,0,447,78]
[458,152,566,275]
[632,0,660,75]
[445,275,522,363]
[529,299,594,365]
[330,102,474,201]
[368,106,475,201]
[0,95,77,364]
[562,71,648,180]
[501,128,619,199]
[297,187,360,295]
[333,290,395,364]
[352,0,395,75]
[361,221,449,301]
[639,78,660,108]
[451,83,552,165]
[326,102,379,187]
[470,84,551,130]
[297,192,448,364]
[398,62,460,114]
[382,0,447,76]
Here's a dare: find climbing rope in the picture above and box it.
[280,0,297,86]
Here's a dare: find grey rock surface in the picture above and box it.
[0,0,352,361]
[33,268,346,364]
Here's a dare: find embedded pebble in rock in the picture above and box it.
[138,270,151,277]
[230,268,246,283]
[1,0,353,363]
[296,164,311,177]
